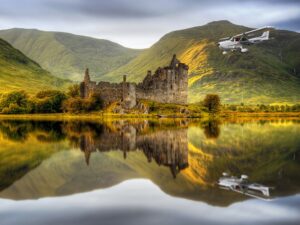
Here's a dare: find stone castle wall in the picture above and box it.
[136,62,188,105]
[80,55,188,108]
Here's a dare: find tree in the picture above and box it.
[85,93,103,111]
[203,94,221,113]
[0,91,31,114]
[62,97,83,113]
[62,93,103,113]
[227,105,237,111]
[67,84,80,98]
[33,90,67,113]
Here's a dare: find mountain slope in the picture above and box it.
[0,28,142,81]
[0,38,70,93]
[103,21,300,104]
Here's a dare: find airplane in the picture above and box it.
[218,172,273,201]
[217,26,274,55]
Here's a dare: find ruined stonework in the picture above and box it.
[80,55,188,108]
[136,55,189,104]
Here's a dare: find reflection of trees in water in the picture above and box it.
[0,120,66,142]
[203,120,221,139]
[62,121,104,150]
[0,120,33,141]
[35,121,66,142]
[0,120,189,178]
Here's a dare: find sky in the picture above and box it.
[0,0,299,48]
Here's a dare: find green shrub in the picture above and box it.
[1,103,30,114]
[0,91,31,114]
[33,90,67,113]
[62,97,84,113]
[62,93,103,113]
[67,84,80,98]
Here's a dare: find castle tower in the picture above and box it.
[80,68,98,99]
[170,54,180,69]
[84,68,90,83]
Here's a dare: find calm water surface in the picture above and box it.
[0,119,299,225]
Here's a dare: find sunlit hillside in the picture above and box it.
[102,21,300,104]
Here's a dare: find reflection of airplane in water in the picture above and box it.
[218,173,273,201]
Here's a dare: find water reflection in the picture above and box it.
[69,121,189,178]
[202,120,221,139]
[218,173,272,200]
[0,119,300,207]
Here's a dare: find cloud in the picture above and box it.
[273,17,300,31]
[2,0,300,20]
[0,0,299,48]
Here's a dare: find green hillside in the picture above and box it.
[102,21,300,104]
[0,28,142,81]
[0,38,70,93]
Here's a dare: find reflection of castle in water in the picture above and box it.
[0,120,189,178]
[76,121,189,178]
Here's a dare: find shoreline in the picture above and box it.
[221,111,300,118]
[0,112,299,121]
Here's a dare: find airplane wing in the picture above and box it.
[232,26,274,38]
[219,37,231,41]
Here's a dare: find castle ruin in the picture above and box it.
[80,54,189,108]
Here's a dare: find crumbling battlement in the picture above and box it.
[80,54,188,108]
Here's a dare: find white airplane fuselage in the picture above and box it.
[218,30,271,54]
[218,40,243,51]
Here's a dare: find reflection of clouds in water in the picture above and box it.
[0,179,299,225]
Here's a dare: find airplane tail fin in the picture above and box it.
[261,31,270,40]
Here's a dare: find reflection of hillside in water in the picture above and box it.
[0,119,300,206]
